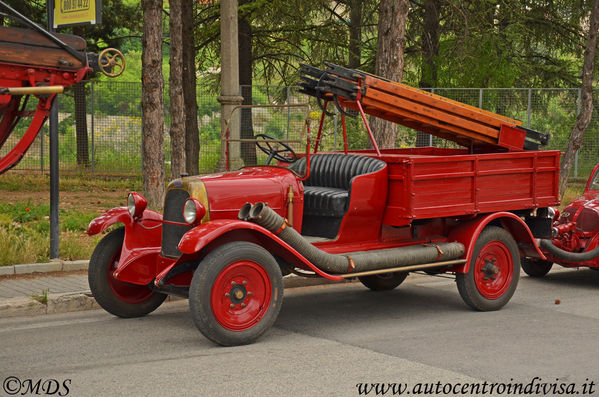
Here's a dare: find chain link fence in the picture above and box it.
[3,82,597,180]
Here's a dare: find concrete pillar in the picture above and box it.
[216,0,244,171]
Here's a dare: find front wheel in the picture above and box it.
[456,226,520,311]
[359,272,408,291]
[88,227,166,318]
[521,258,553,278]
[189,242,284,346]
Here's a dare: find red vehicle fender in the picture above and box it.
[87,206,163,235]
[87,207,164,286]
[448,212,546,273]
[178,219,344,281]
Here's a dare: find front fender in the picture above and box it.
[87,207,163,235]
[178,219,343,280]
[88,207,164,285]
[448,212,545,273]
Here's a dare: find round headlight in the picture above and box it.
[547,207,556,219]
[183,198,206,225]
[127,192,147,219]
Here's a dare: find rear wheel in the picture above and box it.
[521,258,553,278]
[88,227,166,318]
[359,272,408,291]
[456,226,520,311]
[189,242,284,346]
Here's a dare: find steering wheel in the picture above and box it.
[255,134,297,165]
[98,48,126,77]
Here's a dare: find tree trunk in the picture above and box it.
[239,14,256,166]
[559,0,599,197]
[73,82,89,166]
[416,0,440,147]
[348,0,363,69]
[141,0,165,209]
[169,0,186,179]
[182,0,200,175]
[369,0,409,149]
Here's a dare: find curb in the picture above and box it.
[0,275,356,318]
[0,260,89,276]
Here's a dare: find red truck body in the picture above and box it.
[86,64,562,346]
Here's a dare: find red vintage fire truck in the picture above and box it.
[522,163,599,277]
[86,63,564,346]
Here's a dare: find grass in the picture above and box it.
[0,172,135,266]
[561,183,586,209]
[30,289,49,305]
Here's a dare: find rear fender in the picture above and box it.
[88,207,164,285]
[448,212,544,273]
[178,219,343,281]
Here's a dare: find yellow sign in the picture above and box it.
[54,0,100,27]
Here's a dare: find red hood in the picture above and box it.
[200,166,302,220]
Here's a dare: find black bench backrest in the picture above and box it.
[291,153,386,189]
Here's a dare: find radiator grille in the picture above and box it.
[161,189,192,258]
[577,208,599,234]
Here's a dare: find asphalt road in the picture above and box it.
[1,268,598,397]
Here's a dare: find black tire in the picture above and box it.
[456,226,520,311]
[88,227,166,318]
[359,272,408,291]
[521,258,553,278]
[189,241,284,346]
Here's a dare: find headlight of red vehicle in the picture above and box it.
[183,198,206,225]
[127,192,147,219]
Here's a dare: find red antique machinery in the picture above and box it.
[521,164,599,277]
[87,63,560,347]
[0,1,124,174]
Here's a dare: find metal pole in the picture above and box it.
[47,2,59,259]
[40,125,44,172]
[527,88,532,128]
[334,107,338,150]
[286,86,291,140]
[91,81,95,174]
[478,88,483,109]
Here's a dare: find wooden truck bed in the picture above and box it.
[355,148,561,226]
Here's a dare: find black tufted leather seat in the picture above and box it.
[290,154,386,217]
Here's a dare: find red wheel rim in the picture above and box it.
[107,251,155,304]
[474,241,514,299]
[211,261,272,331]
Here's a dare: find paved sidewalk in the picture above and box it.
[0,262,352,318]
[0,272,89,299]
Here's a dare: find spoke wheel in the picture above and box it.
[457,226,520,311]
[189,242,283,346]
[88,227,166,318]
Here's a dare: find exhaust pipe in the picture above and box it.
[538,239,599,262]
[240,202,465,274]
